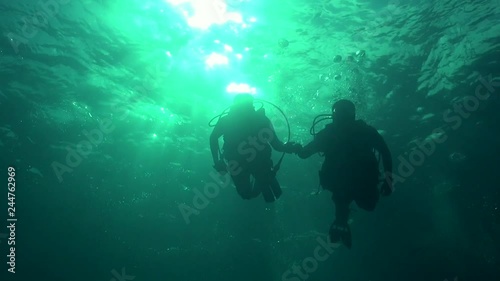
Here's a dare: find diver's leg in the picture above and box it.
[249,176,262,199]
[231,169,254,200]
[256,174,275,202]
[257,176,281,202]
[354,173,379,211]
[243,164,262,199]
[254,158,281,202]
[330,183,353,248]
[265,157,282,200]
[331,182,352,224]
[334,197,350,224]
[354,185,379,211]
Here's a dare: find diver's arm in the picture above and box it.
[297,127,325,158]
[267,119,302,153]
[210,123,224,164]
[297,140,319,159]
[268,121,287,152]
[373,130,392,174]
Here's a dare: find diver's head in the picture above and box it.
[231,94,255,112]
[332,99,355,123]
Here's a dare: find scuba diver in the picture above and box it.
[297,99,393,249]
[209,94,301,202]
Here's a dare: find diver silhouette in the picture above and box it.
[209,94,301,202]
[297,99,393,248]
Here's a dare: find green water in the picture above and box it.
[0,0,499,280]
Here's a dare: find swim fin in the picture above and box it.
[329,221,352,249]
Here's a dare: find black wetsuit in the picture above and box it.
[216,109,282,202]
[301,120,386,224]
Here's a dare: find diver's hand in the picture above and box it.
[380,172,393,196]
[213,160,227,174]
[283,142,302,154]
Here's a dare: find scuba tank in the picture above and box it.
[208,98,291,174]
